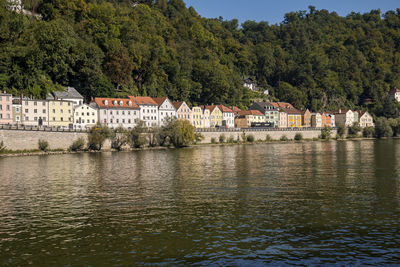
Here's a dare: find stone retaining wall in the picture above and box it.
[0,128,336,151]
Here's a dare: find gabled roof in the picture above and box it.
[94,97,139,109]
[389,88,400,94]
[271,102,294,109]
[129,96,158,106]
[153,97,168,107]
[172,101,187,110]
[359,111,371,117]
[252,102,276,109]
[333,109,351,115]
[202,105,220,113]
[281,108,302,114]
[217,104,233,113]
[53,86,83,100]
[238,110,264,116]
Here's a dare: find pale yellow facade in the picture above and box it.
[48,100,74,128]
[192,107,203,128]
[249,114,266,124]
[209,106,223,127]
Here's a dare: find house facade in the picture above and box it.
[74,103,98,129]
[192,107,204,128]
[250,102,279,127]
[12,98,22,125]
[278,110,288,128]
[173,101,192,124]
[21,99,48,126]
[0,93,13,125]
[204,105,223,127]
[96,98,140,129]
[286,109,302,128]
[237,110,266,127]
[218,104,234,128]
[334,110,355,126]
[52,86,84,107]
[311,113,322,128]
[130,96,159,127]
[47,100,74,128]
[153,97,176,126]
[389,88,400,102]
[301,109,311,127]
[359,111,374,128]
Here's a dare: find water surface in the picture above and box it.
[0,140,399,265]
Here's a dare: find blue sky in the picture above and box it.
[183,0,399,25]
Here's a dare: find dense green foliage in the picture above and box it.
[374,117,393,138]
[1,1,400,114]
[162,118,195,147]
[294,133,303,141]
[320,126,332,139]
[69,137,86,151]
[88,123,113,150]
[38,139,49,151]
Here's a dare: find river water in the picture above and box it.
[0,140,399,265]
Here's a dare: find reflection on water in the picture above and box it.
[0,140,399,265]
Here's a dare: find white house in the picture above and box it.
[153,97,176,126]
[389,88,400,102]
[244,78,257,91]
[359,111,374,128]
[334,109,355,127]
[311,113,322,128]
[95,97,140,129]
[21,98,49,126]
[217,105,234,128]
[130,96,159,127]
[74,103,98,129]
[52,86,84,107]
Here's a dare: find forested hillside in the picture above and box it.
[1,0,400,114]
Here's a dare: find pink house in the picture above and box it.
[0,93,13,125]
[173,101,192,123]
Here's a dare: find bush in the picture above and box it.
[219,134,226,143]
[294,133,303,141]
[362,126,374,138]
[69,137,85,151]
[127,121,148,148]
[227,135,235,143]
[388,118,400,136]
[374,117,393,138]
[280,135,288,141]
[38,139,49,151]
[194,132,205,144]
[88,123,113,151]
[211,137,217,144]
[0,141,6,153]
[241,131,246,142]
[321,126,332,140]
[162,118,195,148]
[348,122,361,137]
[111,127,129,151]
[337,124,346,138]
[246,134,255,142]
[265,134,272,141]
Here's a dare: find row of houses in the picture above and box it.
[0,88,375,130]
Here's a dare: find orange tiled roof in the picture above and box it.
[217,104,233,113]
[203,105,220,113]
[94,97,139,109]
[153,97,167,106]
[172,101,185,110]
[129,96,158,105]
[238,110,264,116]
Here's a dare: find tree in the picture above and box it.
[104,46,134,89]
[337,124,346,138]
[320,126,332,139]
[162,118,195,148]
[382,96,399,118]
[374,117,393,138]
[128,120,148,148]
[87,124,113,150]
[111,127,129,151]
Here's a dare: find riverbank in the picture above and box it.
[0,136,377,158]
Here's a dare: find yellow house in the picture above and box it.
[204,105,223,127]
[286,108,302,128]
[192,106,203,128]
[48,100,74,128]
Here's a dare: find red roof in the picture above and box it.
[172,101,185,110]
[238,110,264,116]
[153,97,168,107]
[217,104,233,113]
[202,105,220,113]
[129,96,158,105]
[94,97,139,109]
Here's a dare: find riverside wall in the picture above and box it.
[0,127,336,151]
[197,128,336,143]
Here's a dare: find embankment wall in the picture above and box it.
[0,128,336,151]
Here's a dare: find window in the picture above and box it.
[110,111,113,115]
[53,117,55,121]
[16,116,20,121]
[116,111,119,115]
[42,102,46,106]
[87,112,89,116]
[34,101,37,106]
[104,110,106,115]
[6,105,10,111]
[92,119,95,123]
[0,114,2,119]
[76,112,78,116]
[34,117,37,121]
[122,111,125,115]
[128,119,131,123]
[52,109,55,113]
[61,109,63,114]
[122,119,125,123]
[43,109,46,114]
[0,104,2,110]
[61,117,63,121]
[16,107,19,112]
[34,109,37,113]
[26,116,29,121]
[25,101,28,105]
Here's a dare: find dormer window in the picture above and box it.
[120,100,123,106]
[113,100,117,106]
[128,101,132,106]
[104,100,108,106]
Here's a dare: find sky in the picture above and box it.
[183,0,399,25]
